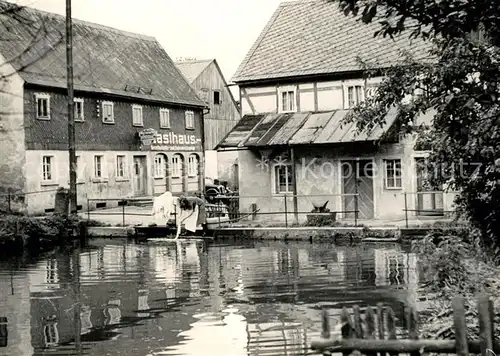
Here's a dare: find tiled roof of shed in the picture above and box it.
[175,59,213,84]
[216,108,398,149]
[0,1,204,107]
[232,0,433,83]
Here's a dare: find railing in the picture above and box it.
[401,190,458,228]
[311,294,498,356]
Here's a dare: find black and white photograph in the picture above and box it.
[0,0,499,355]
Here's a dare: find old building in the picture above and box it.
[217,0,456,223]
[0,2,206,214]
[175,59,240,189]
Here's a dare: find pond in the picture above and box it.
[0,239,421,356]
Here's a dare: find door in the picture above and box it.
[415,158,444,216]
[133,156,147,196]
[342,160,375,219]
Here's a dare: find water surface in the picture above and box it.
[0,239,420,356]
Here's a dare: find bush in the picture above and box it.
[412,226,500,341]
[0,214,80,248]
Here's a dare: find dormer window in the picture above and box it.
[278,86,296,113]
[102,101,114,124]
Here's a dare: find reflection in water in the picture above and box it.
[0,240,421,356]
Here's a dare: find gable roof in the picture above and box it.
[232,0,432,83]
[175,59,213,84]
[0,1,204,107]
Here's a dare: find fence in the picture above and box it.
[311,295,498,356]
[83,190,456,228]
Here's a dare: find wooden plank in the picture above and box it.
[366,306,377,356]
[377,303,386,356]
[386,307,398,356]
[353,305,363,339]
[478,294,494,356]
[310,339,500,354]
[406,305,420,356]
[321,308,330,339]
[340,307,354,356]
[453,297,469,356]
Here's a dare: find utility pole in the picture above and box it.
[66,0,77,214]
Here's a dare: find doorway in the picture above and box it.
[133,156,148,196]
[342,160,375,219]
[415,158,444,216]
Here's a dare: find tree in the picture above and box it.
[329,0,500,253]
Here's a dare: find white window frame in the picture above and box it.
[213,90,221,105]
[343,81,365,109]
[101,101,114,124]
[159,108,170,128]
[93,155,105,179]
[384,159,402,189]
[116,155,127,179]
[42,155,55,183]
[35,93,51,120]
[187,154,198,177]
[154,154,166,178]
[74,98,84,122]
[278,86,296,113]
[185,111,194,129]
[273,163,294,194]
[132,104,143,127]
[171,154,182,178]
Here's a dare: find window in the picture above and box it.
[42,155,54,182]
[279,90,296,112]
[160,109,170,128]
[132,105,143,126]
[36,93,50,119]
[102,101,114,124]
[185,111,194,129]
[74,98,84,122]
[116,155,126,178]
[94,155,104,178]
[274,164,293,194]
[213,90,221,105]
[172,154,182,177]
[384,159,402,189]
[188,154,198,176]
[347,85,364,108]
[154,154,165,178]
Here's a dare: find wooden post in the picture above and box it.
[386,307,398,356]
[377,303,386,356]
[353,305,363,338]
[340,307,354,356]
[478,294,494,356]
[321,309,330,339]
[405,305,420,356]
[78,221,88,248]
[365,306,376,356]
[453,297,469,356]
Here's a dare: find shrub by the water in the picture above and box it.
[0,214,80,251]
[412,225,500,342]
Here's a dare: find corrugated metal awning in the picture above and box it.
[216,108,400,149]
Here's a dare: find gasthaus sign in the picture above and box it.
[139,128,202,151]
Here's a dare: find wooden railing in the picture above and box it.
[311,295,498,356]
